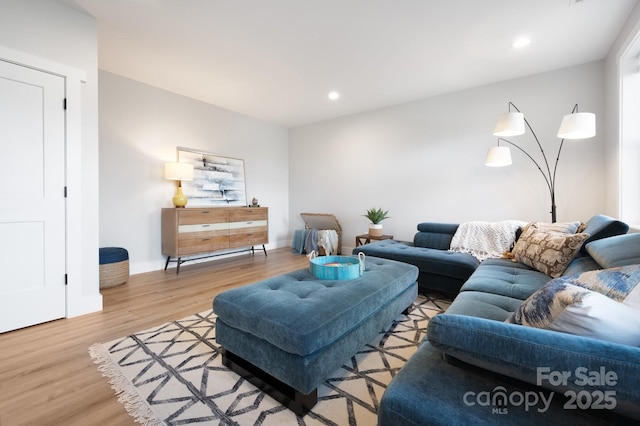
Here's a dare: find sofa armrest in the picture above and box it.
[414,222,459,249]
[427,314,640,420]
[586,233,640,268]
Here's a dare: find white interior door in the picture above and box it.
[0,60,66,333]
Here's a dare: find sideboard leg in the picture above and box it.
[164,256,171,271]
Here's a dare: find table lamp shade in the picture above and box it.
[164,162,194,181]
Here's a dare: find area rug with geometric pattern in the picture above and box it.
[89,293,450,426]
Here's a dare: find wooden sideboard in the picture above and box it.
[162,206,268,273]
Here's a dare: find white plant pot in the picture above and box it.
[369,224,383,237]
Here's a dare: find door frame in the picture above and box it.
[0,45,102,318]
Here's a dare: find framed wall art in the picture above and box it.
[177,147,247,207]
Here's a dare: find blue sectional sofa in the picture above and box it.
[353,216,632,296]
[355,215,640,424]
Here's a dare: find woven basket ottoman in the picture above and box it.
[99,247,129,289]
[213,256,418,415]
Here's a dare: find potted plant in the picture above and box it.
[364,207,390,237]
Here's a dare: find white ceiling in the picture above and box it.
[56,0,637,128]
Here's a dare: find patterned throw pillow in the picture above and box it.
[512,223,589,278]
[503,221,585,259]
[506,265,640,346]
[557,264,640,307]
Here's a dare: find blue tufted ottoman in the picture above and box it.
[213,256,418,415]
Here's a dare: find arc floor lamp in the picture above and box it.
[485,102,596,223]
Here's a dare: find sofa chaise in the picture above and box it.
[353,222,479,294]
[364,215,640,424]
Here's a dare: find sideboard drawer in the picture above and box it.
[230,207,267,222]
[229,220,267,231]
[229,231,269,248]
[178,235,229,256]
[178,227,228,243]
[178,209,228,225]
[178,223,229,234]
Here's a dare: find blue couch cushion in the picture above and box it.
[427,314,640,421]
[353,240,478,280]
[414,222,459,249]
[443,290,525,321]
[579,214,629,254]
[459,258,550,300]
[586,233,640,268]
[563,255,602,276]
[212,256,418,356]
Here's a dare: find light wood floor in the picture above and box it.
[0,248,309,426]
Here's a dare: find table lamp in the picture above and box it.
[164,162,194,207]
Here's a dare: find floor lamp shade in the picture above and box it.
[557,112,596,139]
[164,162,194,207]
[485,146,512,167]
[493,112,525,137]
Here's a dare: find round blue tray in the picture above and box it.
[309,254,364,280]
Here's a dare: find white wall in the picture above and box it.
[98,71,290,274]
[289,62,606,252]
[0,0,101,316]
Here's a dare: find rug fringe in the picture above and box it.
[89,343,164,426]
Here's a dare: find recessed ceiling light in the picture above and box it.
[328,91,340,100]
[512,37,531,49]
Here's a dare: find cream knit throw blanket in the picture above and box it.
[449,220,526,261]
[318,229,339,255]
